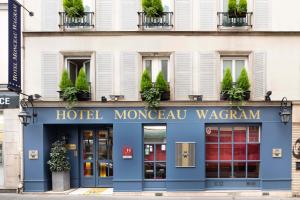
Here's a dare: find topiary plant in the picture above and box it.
[59,69,73,92]
[155,71,169,92]
[63,0,84,18]
[228,0,237,17]
[152,0,164,17]
[238,0,247,15]
[236,68,250,91]
[47,140,71,172]
[75,68,89,92]
[221,68,233,92]
[142,0,164,17]
[141,69,152,93]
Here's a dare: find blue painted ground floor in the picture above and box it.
[23,106,292,192]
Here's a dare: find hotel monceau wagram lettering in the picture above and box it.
[56,109,260,121]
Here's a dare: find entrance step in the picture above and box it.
[0,188,17,193]
[69,188,113,195]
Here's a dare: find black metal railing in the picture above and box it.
[217,12,253,28]
[138,12,173,29]
[59,12,94,29]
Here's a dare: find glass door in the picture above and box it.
[81,130,95,187]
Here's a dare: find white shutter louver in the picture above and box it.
[42,0,59,31]
[96,52,114,100]
[41,52,59,100]
[254,0,271,30]
[199,52,217,100]
[120,0,139,30]
[96,0,113,31]
[174,52,193,100]
[253,52,266,100]
[120,52,138,100]
[199,0,217,31]
[175,0,192,31]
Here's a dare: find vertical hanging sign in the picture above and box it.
[8,0,21,93]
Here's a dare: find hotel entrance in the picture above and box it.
[80,127,113,187]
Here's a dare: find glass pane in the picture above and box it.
[98,129,107,139]
[99,162,109,177]
[83,131,93,160]
[235,60,245,80]
[206,162,218,178]
[234,144,246,160]
[145,60,152,81]
[220,127,232,143]
[84,61,90,82]
[162,0,171,11]
[156,144,166,161]
[247,162,259,178]
[234,162,246,178]
[223,60,232,79]
[206,127,218,143]
[206,144,218,160]
[144,144,154,161]
[249,126,260,143]
[109,162,113,177]
[248,144,260,160]
[68,61,77,84]
[98,144,107,160]
[220,144,232,160]
[84,162,93,176]
[223,0,228,11]
[156,162,166,179]
[234,127,246,143]
[144,126,166,143]
[161,60,168,81]
[144,162,154,179]
[220,162,232,178]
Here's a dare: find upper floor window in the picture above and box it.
[221,57,247,83]
[66,57,91,84]
[143,57,170,82]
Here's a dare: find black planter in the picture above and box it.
[160,91,170,101]
[244,90,251,101]
[228,11,236,18]
[220,91,229,101]
[57,91,67,101]
[76,91,91,101]
[236,12,246,18]
[140,91,146,101]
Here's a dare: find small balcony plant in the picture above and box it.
[237,0,247,18]
[142,0,164,17]
[220,68,233,100]
[228,0,237,18]
[140,69,152,101]
[155,71,170,101]
[75,68,91,101]
[63,0,84,18]
[58,69,73,99]
[236,68,251,100]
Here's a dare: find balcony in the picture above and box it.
[138,12,173,30]
[59,12,94,30]
[217,12,253,28]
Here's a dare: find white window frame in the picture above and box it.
[65,57,91,82]
[248,126,261,144]
[143,57,170,82]
[221,57,248,82]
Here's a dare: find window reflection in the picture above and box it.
[83,131,93,160]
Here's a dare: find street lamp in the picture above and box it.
[18,94,40,126]
[18,110,31,126]
[279,97,291,124]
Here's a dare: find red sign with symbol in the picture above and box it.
[122,146,133,159]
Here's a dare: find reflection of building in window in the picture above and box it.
[143,57,169,82]
[144,125,166,179]
[65,57,91,84]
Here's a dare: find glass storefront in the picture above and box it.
[0,111,3,186]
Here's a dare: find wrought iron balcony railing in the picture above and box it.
[138,12,173,30]
[217,12,253,28]
[59,12,94,29]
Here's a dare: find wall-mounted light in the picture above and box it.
[188,95,203,102]
[18,93,41,126]
[279,97,291,124]
[265,91,272,102]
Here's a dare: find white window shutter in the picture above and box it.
[120,0,139,30]
[41,52,59,100]
[175,0,192,31]
[253,52,266,100]
[42,0,59,31]
[96,0,113,31]
[254,0,271,30]
[199,0,217,31]
[96,52,114,101]
[174,52,193,100]
[199,52,218,100]
[120,52,138,100]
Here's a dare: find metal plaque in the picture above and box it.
[176,142,195,167]
[66,144,76,150]
[272,148,282,158]
[29,150,38,160]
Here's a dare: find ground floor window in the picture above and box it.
[144,125,167,179]
[205,125,260,178]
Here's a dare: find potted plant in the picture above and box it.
[58,69,73,100]
[75,68,91,101]
[142,86,161,109]
[155,71,170,101]
[47,140,71,192]
[237,0,247,18]
[140,69,152,101]
[228,0,237,18]
[142,0,164,17]
[236,68,251,100]
[220,68,233,100]
[63,0,84,18]
[62,86,78,108]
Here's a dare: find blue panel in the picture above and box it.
[206,179,261,189]
[143,181,166,190]
[167,181,205,191]
[261,180,291,190]
[113,181,142,192]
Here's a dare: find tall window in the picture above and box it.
[205,125,260,178]
[222,57,247,82]
[144,125,167,179]
[143,57,169,82]
[65,57,91,84]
